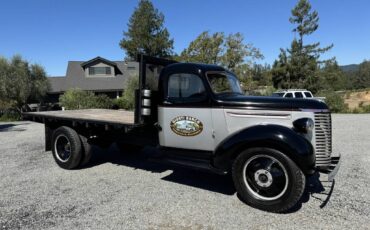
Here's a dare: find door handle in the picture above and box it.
[163,101,172,105]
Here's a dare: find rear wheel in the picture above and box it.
[79,134,92,167]
[51,126,82,169]
[232,147,305,213]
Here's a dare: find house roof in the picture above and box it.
[48,57,139,93]
[48,76,67,92]
[80,56,117,68]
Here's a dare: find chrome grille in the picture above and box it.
[314,112,332,167]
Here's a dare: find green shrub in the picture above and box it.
[0,99,20,121]
[59,89,113,110]
[113,97,131,110]
[120,77,139,110]
[317,90,348,113]
[0,110,20,121]
[361,105,370,113]
[94,94,113,109]
[119,74,158,110]
[351,108,361,114]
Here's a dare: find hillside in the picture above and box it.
[340,64,359,72]
[344,89,370,109]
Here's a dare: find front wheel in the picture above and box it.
[232,147,306,213]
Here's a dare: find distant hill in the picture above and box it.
[340,64,359,72]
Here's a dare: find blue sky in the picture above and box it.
[0,0,369,76]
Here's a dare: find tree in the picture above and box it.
[221,33,262,73]
[180,31,224,64]
[29,64,50,103]
[119,0,174,59]
[272,0,333,92]
[317,60,347,91]
[0,55,49,114]
[355,60,370,89]
[251,63,272,86]
[180,31,262,84]
[271,49,290,89]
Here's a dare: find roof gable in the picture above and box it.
[80,56,117,68]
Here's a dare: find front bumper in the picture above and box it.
[318,154,341,182]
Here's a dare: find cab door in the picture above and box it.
[158,72,214,151]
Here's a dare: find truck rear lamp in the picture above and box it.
[293,118,314,133]
[141,89,151,116]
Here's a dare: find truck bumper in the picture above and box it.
[318,154,341,182]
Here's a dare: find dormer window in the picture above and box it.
[89,67,111,75]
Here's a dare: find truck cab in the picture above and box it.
[23,55,341,213]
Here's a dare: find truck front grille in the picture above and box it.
[314,112,332,168]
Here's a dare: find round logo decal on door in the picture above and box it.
[170,116,203,136]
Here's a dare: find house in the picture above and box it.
[47,56,142,103]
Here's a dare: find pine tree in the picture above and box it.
[272,0,333,92]
[119,0,174,59]
[355,60,370,89]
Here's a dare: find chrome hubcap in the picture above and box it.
[254,169,273,187]
[55,134,71,162]
[243,154,289,201]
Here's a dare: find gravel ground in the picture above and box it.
[0,114,369,229]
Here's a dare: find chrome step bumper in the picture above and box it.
[318,154,341,182]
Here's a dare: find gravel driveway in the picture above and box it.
[0,114,369,229]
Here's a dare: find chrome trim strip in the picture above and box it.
[301,109,330,113]
[226,112,291,119]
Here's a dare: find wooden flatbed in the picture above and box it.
[23,109,138,128]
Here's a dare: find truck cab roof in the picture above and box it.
[164,62,228,74]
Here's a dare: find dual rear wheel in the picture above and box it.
[51,126,91,169]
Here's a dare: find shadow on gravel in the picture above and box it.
[275,173,336,213]
[0,123,27,132]
[83,145,335,209]
[307,173,336,209]
[84,144,236,196]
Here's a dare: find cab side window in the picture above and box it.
[167,73,207,104]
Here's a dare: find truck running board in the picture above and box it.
[149,155,227,175]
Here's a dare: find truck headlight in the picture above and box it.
[293,118,314,134]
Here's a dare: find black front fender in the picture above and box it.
[213,124,315,174]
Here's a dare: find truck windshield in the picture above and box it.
[206,72,243,95]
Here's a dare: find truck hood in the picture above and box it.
[214,94,329,111]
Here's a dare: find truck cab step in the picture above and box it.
[148,155,227,175]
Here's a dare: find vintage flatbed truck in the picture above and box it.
[23,55,341,212]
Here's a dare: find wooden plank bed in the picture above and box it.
[23,109,136,126]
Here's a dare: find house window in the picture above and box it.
[89,67,111,75]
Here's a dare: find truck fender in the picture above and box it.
[212,124,315,174]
